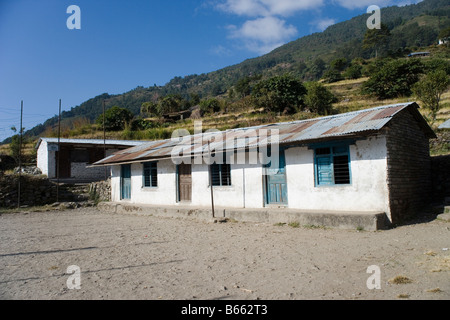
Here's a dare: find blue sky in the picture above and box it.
[0,0,422,142]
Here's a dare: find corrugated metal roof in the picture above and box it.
[93,102,429,166]
[439,119,450,129]
[36,137,148,149]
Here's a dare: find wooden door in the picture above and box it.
[178,164,192,202]
[56,148,71,179]
[265,150,288,205]
[121,164,131,200]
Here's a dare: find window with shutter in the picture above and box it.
[314,144,351,186]
[210,163,231,186]
[143,162,158,188]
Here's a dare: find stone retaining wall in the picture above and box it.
[89,179,111,203]
[0,175,58,208]
[0,175,92,208]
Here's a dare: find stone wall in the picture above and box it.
[0,175,58,208]
[0,174,92,208]
[385,108,433,224]
[89,179,111,203]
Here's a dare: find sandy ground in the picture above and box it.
[0,207,449,300]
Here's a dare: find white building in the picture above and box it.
[93,103,436,229]
[36,138,147,181]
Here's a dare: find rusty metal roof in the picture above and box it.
[36,138,148,150]
[93,102,431,166]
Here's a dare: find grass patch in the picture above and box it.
[389,275,413,285]
[273,222,286,227]
[288,221,300,228]
[431,256,450,272]
[303,224,327,230]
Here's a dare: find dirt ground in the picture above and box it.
[0,207,449,300]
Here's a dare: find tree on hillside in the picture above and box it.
[234,75,263,99]
[235,77,252,98]
[413,70,450,122]
[252,75,307,114]
[96,106,133,131]
[362,23,391,58]
[322,58,348,83]
[305,58,326,81]
[304,82,337,116]
[424,58,450,75]
[156,94,188,115]
[343,63,363,80]
[199,98,221,115]
[141,101,158,117]
[362,58,424,99]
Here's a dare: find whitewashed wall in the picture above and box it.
[110,135,390,215]
[285,135,389,213]
[37,140,56,178]
[37,140,49,176]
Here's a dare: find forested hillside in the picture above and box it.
[9,0,450,144]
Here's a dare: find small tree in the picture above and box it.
[322,68,343,83]
[343,64,363,80]
[304,82,337,115]
[9,126,26,165]
[156,94,187,115]
[362,58,424,99]
[97,106,133,131]
[199,98,221,115]
[362,23,391,58]
[141,101,158,117]
[235,77,252,98]
[413,70,450,122]
[252,74,307,114]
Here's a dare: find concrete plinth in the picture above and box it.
[98,202,389,231]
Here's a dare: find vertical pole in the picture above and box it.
[103,100,107,180]
[17,100,23,208]
[208,141,215,218]
[56,99,61,202]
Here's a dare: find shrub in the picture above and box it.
[305,82,337,115]
[362,58,424,99]
[96,106,133,131]
[252,74,307,114]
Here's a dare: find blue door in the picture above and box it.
[121,164,131,200]
[265,150,288,205]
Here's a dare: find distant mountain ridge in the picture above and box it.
[14,0,450,143]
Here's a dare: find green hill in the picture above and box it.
[10,0,450,143]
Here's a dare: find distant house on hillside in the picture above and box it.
[36,138,147,182]
[408,51,430,58]
[92,102,436,229]
[162,105,200,122]
[439,119,450,130]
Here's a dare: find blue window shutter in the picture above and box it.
[316,156,333,186]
